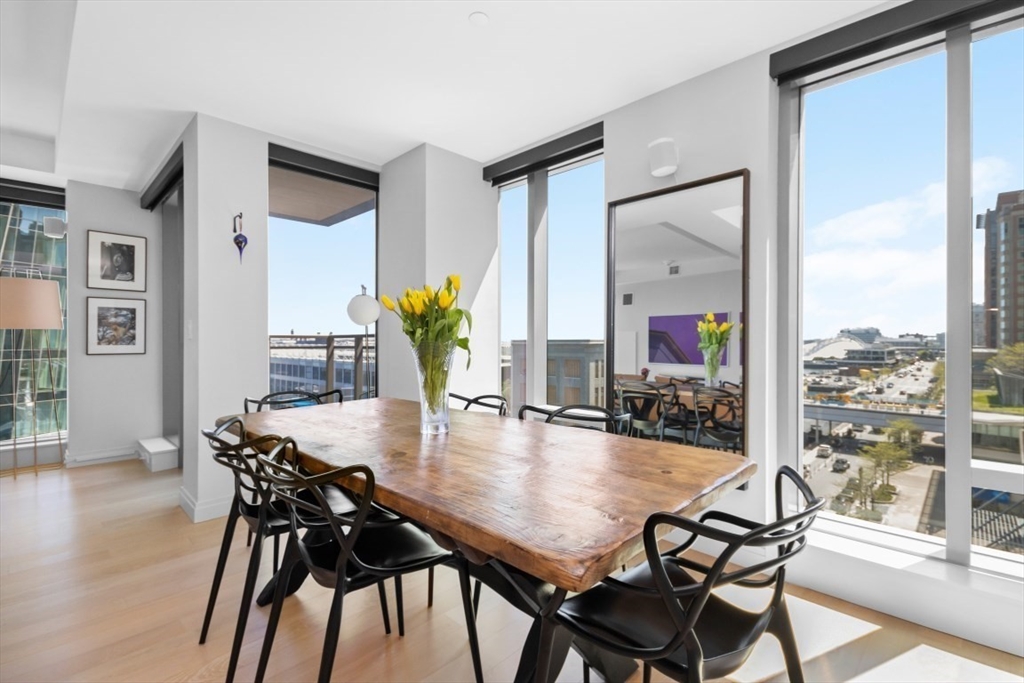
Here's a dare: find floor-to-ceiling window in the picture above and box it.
[497,150,605,414]
[267,160,378,402]
[0,197,68,470]
[792,13,1023,561]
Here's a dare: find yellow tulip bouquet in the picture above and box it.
[696,312,733,386]
[381,274,471,434]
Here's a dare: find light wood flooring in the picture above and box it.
[1,461,1021,683]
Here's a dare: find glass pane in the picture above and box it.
[971,26,1024,557]
[547,158,605,407]
[267,168,377,402]
[0,201,68,453]
[500,183,528,414]
[802,51,947,540]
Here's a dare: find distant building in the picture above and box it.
[510,340,605,412]
[840,327,882,344]
[973,303,986,348]
[843,346,897,367]
[977,189,1024,348]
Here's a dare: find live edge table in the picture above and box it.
[219,397,756,682]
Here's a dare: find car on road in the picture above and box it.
[886,382,894,388]
[832,458,850,473]
[817,445,833,458]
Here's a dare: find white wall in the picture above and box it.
[615,271,743,384]
[604,52,777,525]
[378,143,498,401]
[64,181,163,465]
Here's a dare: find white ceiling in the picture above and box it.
[0,0,893,191]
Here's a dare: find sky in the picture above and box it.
[802,27,1024,341]
[267,28,1022,344]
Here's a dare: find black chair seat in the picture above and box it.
[559,562,767,680]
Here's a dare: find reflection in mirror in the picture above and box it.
[606,170,749,454]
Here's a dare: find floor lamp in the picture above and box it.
[347,285,380,400]
[0,276,65,477]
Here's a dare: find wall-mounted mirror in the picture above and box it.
[606,169,749,454]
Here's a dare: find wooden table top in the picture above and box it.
[220,397,756,592]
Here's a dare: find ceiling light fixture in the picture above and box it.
[468,11,489,26]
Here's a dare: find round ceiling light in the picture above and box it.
[468,11,489,26]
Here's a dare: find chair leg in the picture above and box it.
[395,575,405,637]
[472,578,482,617]
[376,580,392,635]
[246,529,253,547]
[456,559,484,683]
[427,566,434,607]
[583,663,590,683]
[273,534,280,574]
[226,525,267,683]
[767,598,805,683]
[199,504,239,644]
[643,662,652,683]
[317,582,347,683]
[255,539,300,683]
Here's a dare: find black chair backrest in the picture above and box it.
[450,393,508,416]
[640,466,824,658]
[244,389,341,413]
[618,382,676,428]
[257,451,377,575]
[546,404,632,435]
[517,403,553,421]
[202,417,291,517]
[693,386,740,427]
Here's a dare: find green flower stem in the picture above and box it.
[703,345,723,382]
[414,341,455,413]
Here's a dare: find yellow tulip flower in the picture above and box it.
[399,296,412,314]
[720,321,732,333]
[449,274,462,292]
[411,296,425,315]
[698,321,706,332]
[424,284,434,300]
[709,321,718,333]
[705,312,715,322]
[438,289,454,310]
[381,294,396,312]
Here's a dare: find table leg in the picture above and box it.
[513,615,573,683]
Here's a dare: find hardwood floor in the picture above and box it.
[1,461,1021,683]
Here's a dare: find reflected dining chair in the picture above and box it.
[450,392,509,416]
[618,381,677,441]
[254,448,484,683]
[546,404,632,435]
[546,466,824,683]
[692,386,743,451]
[243,389,342,413]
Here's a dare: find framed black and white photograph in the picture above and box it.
[87,297,146,355]
[87,230,147,291]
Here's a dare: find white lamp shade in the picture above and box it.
[347,294,380,326]
[648,137,678,178]
[0,278,63,329]
[43,216,67,238]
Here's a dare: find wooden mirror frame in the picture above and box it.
[605,168,750,453]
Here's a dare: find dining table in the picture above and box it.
[219,397,756,682]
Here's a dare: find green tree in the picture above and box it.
[860,440,908,487]
[988,342,1024,376]
[859,369,876,384]
[853,463,877,509]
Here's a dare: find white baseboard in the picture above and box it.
[64,446,139,468]
[178,486,232,523]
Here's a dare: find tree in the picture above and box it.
[859,369,876,384]
[886,417,922,458]
[988,342,1024,376]
[860,440,908,487]
[853,463,877,509]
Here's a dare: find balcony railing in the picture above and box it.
[269,334,376,401]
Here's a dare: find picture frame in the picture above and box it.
[87,230,147,291]
[87,297,146,355]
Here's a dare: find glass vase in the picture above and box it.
[412,339,456,435]
[703,346,723,387]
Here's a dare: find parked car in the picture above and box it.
[886,382,894,388]
[832,458,850,473]
[817,445,833,458]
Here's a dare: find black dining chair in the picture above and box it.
[197,419,393,683]
[243,389,342,413]
[254,448,484,683]
[692,386,743,451]
[518,403,554,421]
[618,381,676,441]
[450,392,509,416]
[547,404,632,435]
[545,466,824,683]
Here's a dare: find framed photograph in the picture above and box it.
[87,230,147,291]
[87,297,146,355]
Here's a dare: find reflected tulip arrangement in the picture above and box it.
[697,312,733,385]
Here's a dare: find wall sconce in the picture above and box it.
[648,137,678,178]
